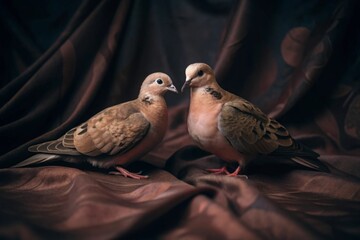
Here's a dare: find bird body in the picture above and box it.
[182,63,328,175]
[187,87,245,166]
[76,96,169,169]
[16,73,178,179]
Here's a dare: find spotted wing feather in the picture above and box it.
[74,102,150,156]
[219,100,328,171]
[28,126,81,155]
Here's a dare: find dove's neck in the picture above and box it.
[138,93,168,130]
[190,82,224,102]
[139,92,166,105]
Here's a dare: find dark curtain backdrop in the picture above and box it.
[1,0,360,239]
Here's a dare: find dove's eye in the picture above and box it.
[197,70,204,77]
[156,79,163,85]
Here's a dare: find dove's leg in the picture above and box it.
[224,166,248,179]
[224,166,240,176]
[112,166,149,179]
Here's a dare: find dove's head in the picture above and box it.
[140,72,178,96]
[181,63,215,92]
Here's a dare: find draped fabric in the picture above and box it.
[1,0,360,239]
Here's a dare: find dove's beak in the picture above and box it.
[181,78,192,92]
[167,84,178,93]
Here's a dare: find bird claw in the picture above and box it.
[237,175,249,179]
[206,167,228,174]
[225,166,241,176]
[110,167,148,180]
[206,166,247,179]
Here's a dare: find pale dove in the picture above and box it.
[14,73,178,179]
[181,63,328,176]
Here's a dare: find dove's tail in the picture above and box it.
[290,143,329,172]
[12,154,59,168]
[274,141,329,172]
[28,138,80,155]
[290,156,329,172]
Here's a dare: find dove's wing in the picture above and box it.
[219,99,329,171]
[218,99,293,155]
[29,101,151,157]
[80,102,150,156]
[28,127,80,155]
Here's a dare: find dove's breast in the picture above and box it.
[188,90,243,163]
[188,100,222,140]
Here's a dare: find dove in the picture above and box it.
[181,63,329,176]
[14,72,178,179]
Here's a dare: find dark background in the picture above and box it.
[0,0,359,239]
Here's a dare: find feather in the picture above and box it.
[12,154,59,168]
[291,156,329,172]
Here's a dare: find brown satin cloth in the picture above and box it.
[1,0,360,239]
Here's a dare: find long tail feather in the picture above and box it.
[28,140,80,155]
[12,154,59,168]
[291,156,329,172]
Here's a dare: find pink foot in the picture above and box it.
[225,166,239,176]
[110,166,148,180]
[206,166,228,174]
[207,166,248,179]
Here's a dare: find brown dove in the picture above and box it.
[181,63,328,176]
[14,72,178,179]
